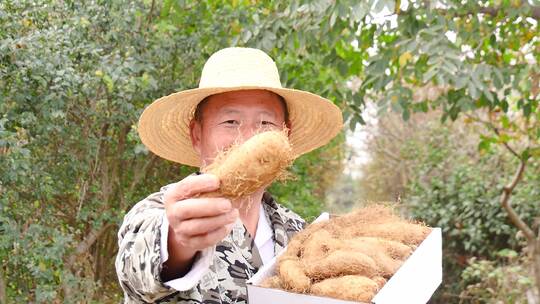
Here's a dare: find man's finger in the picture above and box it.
[177,209,239,236]
[164,174,220,203]
[186,225,233,249]
[169,197,232,221]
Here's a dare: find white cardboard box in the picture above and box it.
[247,213,442,304]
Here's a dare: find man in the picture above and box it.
[115,47,342,303]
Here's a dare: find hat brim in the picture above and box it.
[138,86,343,167]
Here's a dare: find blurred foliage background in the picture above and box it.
[1,0,539,303]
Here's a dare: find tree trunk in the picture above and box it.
[0,265,6,304]
[532,241,540,304]
[499,157,538,303]
[62,224,111,300]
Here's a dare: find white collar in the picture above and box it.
[254,204,273,248]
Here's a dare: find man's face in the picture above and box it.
[190,89,288,167]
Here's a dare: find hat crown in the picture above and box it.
[199,47,282,89]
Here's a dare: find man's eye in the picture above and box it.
[222,120,239,125]
[261,121,275,126]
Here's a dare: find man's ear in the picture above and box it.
[285,120,292,137]
[190,120,202,155]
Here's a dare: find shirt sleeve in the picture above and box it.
[115,189,206,303]
[160,214,216,291]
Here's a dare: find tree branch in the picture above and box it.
[147,0,156,25]
[139,0,156,34]
[0,264,5,304]
[65,223,112,271]
[375,143,403,163]
[500,157,535,243]
[415,1,540,20]
[112,124,131,207]
[128,154,159,195]
[492,127,520,159]
[76,179,88,219]
[92,123,110,179]
[478,2,540,20]
[466,111,522,158]
[62,223,112,299]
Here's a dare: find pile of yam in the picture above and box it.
[260,205,431,302]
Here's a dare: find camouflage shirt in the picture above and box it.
[115,186,305,303]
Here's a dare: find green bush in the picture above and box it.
[355,112,539,302]
[407,129,538,258]
[0,1,347,302]
[404,124,539,303]
[460,250,533,303]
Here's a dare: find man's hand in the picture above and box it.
[161,174,238,280]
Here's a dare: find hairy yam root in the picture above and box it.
[202,130,293,202]
[278,259,311,292]
[260,276,282,289]
[310,275,379,302]
[343,222,431,246]
[304,250,379,280]
[301,230,342,260]
[344,237,412,277]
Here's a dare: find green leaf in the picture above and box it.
[372,0,389,13]
[329,10,338,28]
[399,52,412,67]
[523,102,532,117]
[503,51,513,64]
[521,149,530,160]
[337,61,348,76]
[530,146,540,158]
[468,81,479,100]
[454,75,469,90]
[500,115,510,129]
[442,60,458,75]
[160,0,173,18]
[402,108,411,121]
[423,67,439,82]
[483,89,494,103]
[497,133,511,143]
[478,135,496,153]
[102,75,114,93]
[492,67,505,89]
[350,3,368,22]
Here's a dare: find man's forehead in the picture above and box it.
[204,91,284,112]
[207,90,281,103]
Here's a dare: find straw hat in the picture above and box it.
[138,47,343,167]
